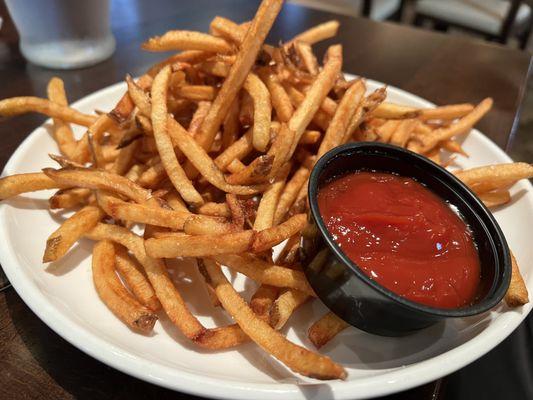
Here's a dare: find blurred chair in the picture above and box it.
[288,0,406,21]
[412,0,533,49]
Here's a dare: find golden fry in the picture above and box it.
[290,20,340,45]
[270,289,309,330]
[252,213,307,252]
[244,73,272,152]
[142,30,233,53]
[505,251,529,307]
[308,312,349,349]
[0,172,66,200]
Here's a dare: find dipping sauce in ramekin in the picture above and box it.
[318,171,480,309]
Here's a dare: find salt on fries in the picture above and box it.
[0,0,530,380]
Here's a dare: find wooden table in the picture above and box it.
[0,1,531,399]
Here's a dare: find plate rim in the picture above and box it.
[1,77,531,400]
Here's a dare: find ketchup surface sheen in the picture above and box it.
[317,171,480,309]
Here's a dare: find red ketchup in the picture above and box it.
[317,171,480,309]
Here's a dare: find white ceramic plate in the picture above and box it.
[1,78,532,400]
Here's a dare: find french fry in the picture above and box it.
[195,0,284,151]
[0,172,67,199]
[0,97,97,127]
[287,45,343,157]
[295,41,319,75]
[96,191,190,230]
[244,73,272,151]
[212,253,314,295]
[252,213,307,252]
[126,75,152,116]
[43,205,104,262]
[371,102,418,119]
[222,97,240,148]
[197,202,231,218]
[214,129,253,170]
[259,69,294,122]
[142,30,233,53]
[114,245,161,312]
[270,289,309,330]
[175,85,216,101]
[317,79,364,158]
[189,101,212,136]
[226,194,245,229]
[389,119,418,147]
[183,214,236,235]
[274,167,310,225]
[151,66,204,205]
[47,77,77,158]
[308,312,349,349]
[455,163,533,193]
[49,187,92,209]
[92,240,158,333]
[166,116,260,195]
[203,259,346,380]
[226,159,246,174]
[418,98,493,152]
[43,167,151,203]
[289,20,340,45]
[225,154,274,185]
[250,284,279,321]
[87,224,248,349]
[210,16,248,44]
[418,103,474,121]
[254,164,290,231]
[479,190,511,208]
[505,252,529,307]
[145,230,254,258]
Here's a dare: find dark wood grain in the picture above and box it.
[0,1,531,399]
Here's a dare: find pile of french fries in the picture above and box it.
[0,0,531,380]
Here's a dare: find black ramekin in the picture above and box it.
[301,142,511,336]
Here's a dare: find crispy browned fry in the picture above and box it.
[250,285,279,321]
[267,123,295,179]
[277,234,301,266]
[142,30,233,53]
[195,0,284,151]
[151,66,204,205]
[287,45,343,157]
[183,214,236,235]
[92,240,157,333]
[114,245,161,312]
[203,258,346,380]
[0,172,67,200]
[87,224,248,349]
[189,101,212,136]
[166,116,260,195]
[214,129,253,170]
[0,97,97,127]
[212,253,314,295]
[49,187,92,209]
[96,191,190,230]
[505,252,529,307]
[43,168,151,203]
[418,103,474,121]
[375,120,400,143]
[47,77,77,158]
[225,154,273,185]
[244,73,272,151]
[225,194,245,229]
[418,98,493,152]
[285,86,331,130]
[137,162,167,188]
[270,289,309,330]
[478,190,511,208]
[74,114,116,166]
[252,213,307,252]
[126,75,152,116]
[43,205,104,262]
[455,163,533,193]
[196,258,223,308]
[226,159,246,173]
[289,20,340,45]
[317,79,364,158]
[175,85,216,101]
[197,202,231,217]
[389,119,418,147]
[254,164,290,231]
[308,312,349,349]
[221,98,240,148]
[145,230,254,258]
